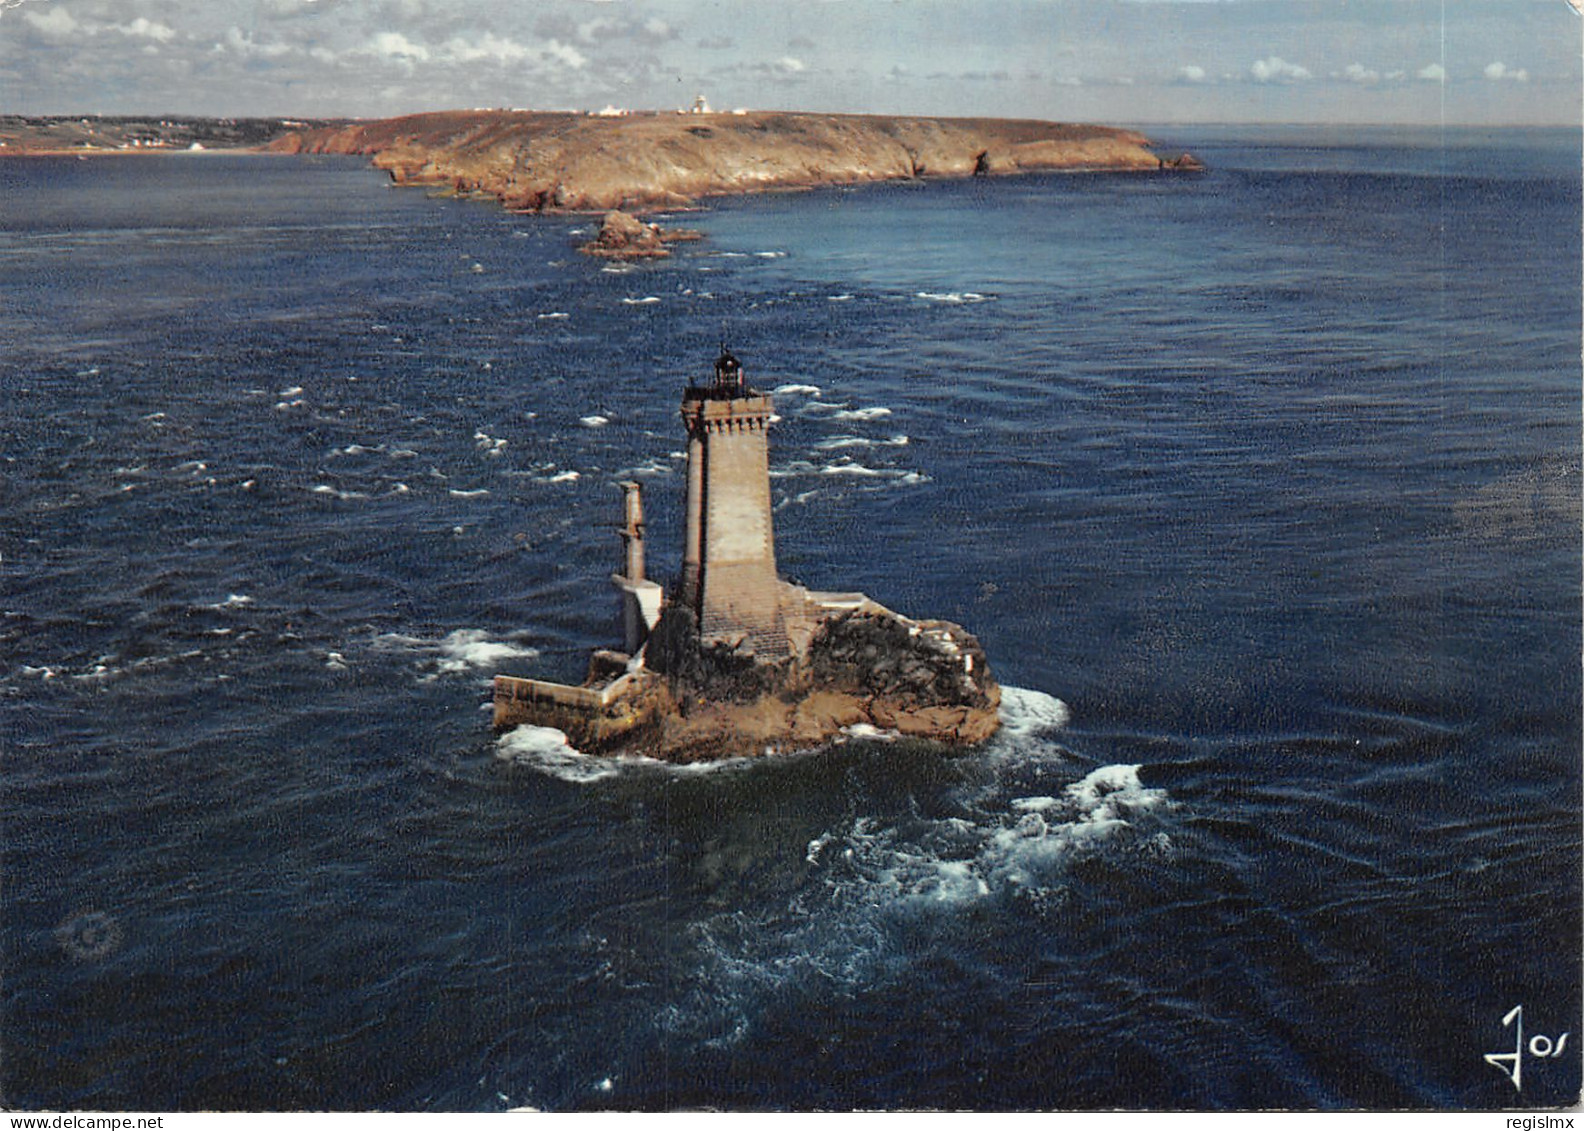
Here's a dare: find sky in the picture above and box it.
[0,0,1579,126]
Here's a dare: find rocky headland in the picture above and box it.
[1,114,341,154]
[271,109,1183,213]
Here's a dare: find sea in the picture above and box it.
[1,125,1579,1112]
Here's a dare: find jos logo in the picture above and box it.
[1484,1005,1570,1092]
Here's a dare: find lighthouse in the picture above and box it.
[676,349,789,657]
[491,346,1001,758]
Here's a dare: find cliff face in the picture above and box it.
[271,109,1165,212]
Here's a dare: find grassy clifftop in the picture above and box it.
[271,109,1168,212]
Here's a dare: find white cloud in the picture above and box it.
[24,7,175,45]
[261,0,330,15]
[1250,56,1310,83]
[223,27,293,58]
[1484,61,1529,82]
[367,31,430,62]
[213,23,584,73]
[22,6,82,39]
[542,39,588,69]
[577,16,617,43]
[1176,64,1207,83]
[1340,62,1379,84]
[1416,62,1446,82]
[119,18,176,43]
[445,33,532,65]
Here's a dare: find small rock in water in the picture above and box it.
[579,210,702,259]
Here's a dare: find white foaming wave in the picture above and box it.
[580,415,610,427]
[18,643,221,685]
[915,291,994,304]
[496,725,619,783]
[814,433,909,451]
[753,250,787,259]
[377,629,538,678]
[435,629,534,672]
[803,762,1172,922]
[818,462,894,478]
[985,765,1172,887]
[839,722,900,742]
[771,383,821,397]
[310,484,369,500]
[663,795,1021,1044]
[449,488,490,498]
[813,459,924,483]
[646,703,1169,1046]
[995,686,1071,739]
[828,294,854,302]
[831,406,892,421]
[771,458,923,486]
[542,470,580,483]
[615,459,672,478]
[206,593,254,611]
[538,311,571,320]
[497,725,768,783]
[621,296,661,305]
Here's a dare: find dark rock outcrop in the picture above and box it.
[578,210,703,258]
[510,602,1001,763]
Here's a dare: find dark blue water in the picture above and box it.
[2,129,1579,1111]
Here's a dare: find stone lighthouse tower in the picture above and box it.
[677,349,789,657]
[492,346,1001,758]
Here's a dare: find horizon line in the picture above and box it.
[6,107,1582,131]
